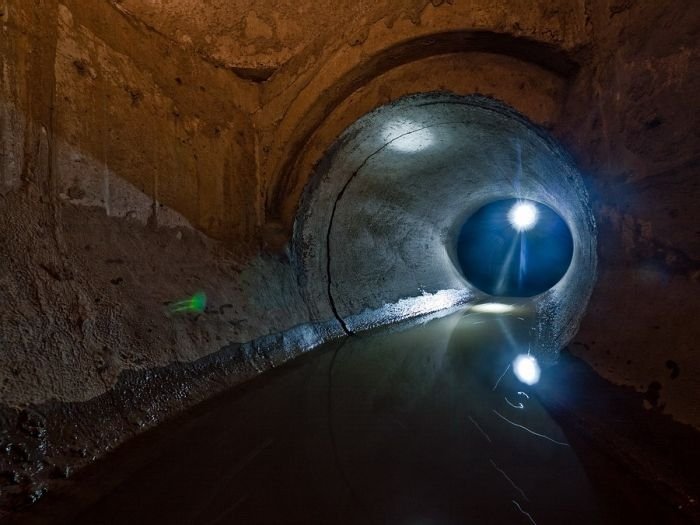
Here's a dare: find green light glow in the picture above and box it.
[168,291,207,315]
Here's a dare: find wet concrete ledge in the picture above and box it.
[0,322,341,516]
[0,293,472,517]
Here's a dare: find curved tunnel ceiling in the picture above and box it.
[295,93,596,361]
[267,31,579,225]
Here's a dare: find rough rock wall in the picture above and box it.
[556,0,700,428]
[0,0,308,406]
[112,0,587,76]
[53,0,260,246]
[0,0,320,511]
[253,0,590,241]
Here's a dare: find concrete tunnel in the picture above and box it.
[295,93,596,353]
[1,1,699,524]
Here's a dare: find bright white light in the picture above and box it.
[508,201,538,231]
[512,354,541,385]
[470,302,514,314]
[344,289,472,332]
[383,120,434,152]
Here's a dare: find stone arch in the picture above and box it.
[259,29,582,243]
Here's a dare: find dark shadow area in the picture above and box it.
[6,309,695,524]
[536,349,700,524]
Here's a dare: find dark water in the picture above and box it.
[17,306,613,524]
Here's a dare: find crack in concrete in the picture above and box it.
[323,119,466,335]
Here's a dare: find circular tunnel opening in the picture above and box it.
[296,93,596,354]
[456,198,574,297]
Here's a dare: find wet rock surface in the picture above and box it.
[539,348,700,524]
[554,1,700,428]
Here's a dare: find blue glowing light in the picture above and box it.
[456,199,573,297]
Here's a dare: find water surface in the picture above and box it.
[19,306,606,524]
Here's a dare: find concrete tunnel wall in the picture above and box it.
[295,93,596,359]
[1,0,699,514]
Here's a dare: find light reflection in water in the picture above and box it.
[505,391,529,410]
[322,302,601,523]
[513,354,541,385]
[470,302,515,314]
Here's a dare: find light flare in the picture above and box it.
[470,302,514,314]
[508,201,538,231]
[383,119,435,152]
[167,291,207,315]
[512,354,541,385]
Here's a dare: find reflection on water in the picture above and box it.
[58,303,606,525]
[324,304,602,524]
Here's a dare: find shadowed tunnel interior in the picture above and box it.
[1,1,699,524]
